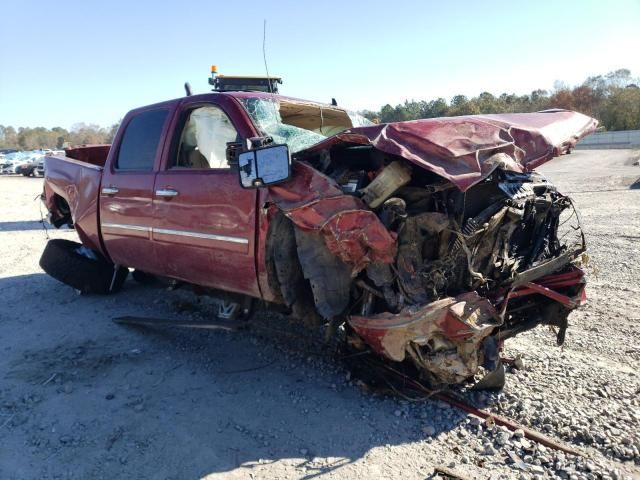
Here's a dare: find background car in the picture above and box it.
[16,160,38,176]
[0,151,45,175]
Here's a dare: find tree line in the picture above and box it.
[361,69,640,130]
[1,69,638,150]
[0,122,119,151]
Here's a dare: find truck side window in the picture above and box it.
[115,109,169,170]
[173,106,239,169]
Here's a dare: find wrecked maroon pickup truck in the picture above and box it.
[40,91,596,386]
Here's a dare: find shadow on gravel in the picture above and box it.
[0,220,47,232]
[0,273,483,479]
[110,310,477,478]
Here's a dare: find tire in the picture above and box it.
[39,239,128,294]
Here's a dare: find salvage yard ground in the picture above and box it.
[0,149,639,480]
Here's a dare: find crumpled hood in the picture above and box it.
[298,110,597,191]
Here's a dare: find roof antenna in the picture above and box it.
[262,19,280,126]
[184,82,192,96]
[262,20,272,94]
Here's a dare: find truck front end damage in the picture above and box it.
[260,107,596,386]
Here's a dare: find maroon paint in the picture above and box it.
[151,95,261,296]
[43,155,105,256]
[42,91,593,340]
[99,101,175,272]
[268,161,397,273]
[65,145,111,167]
[299,110,598,192]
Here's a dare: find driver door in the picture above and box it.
[151,98,261,298]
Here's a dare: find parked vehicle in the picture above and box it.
[35,158,45,177]
[16,161,37,176]
[0,152,26,174]
[34,150,62,177]
[0,151,45,175]
[40,90,597,386]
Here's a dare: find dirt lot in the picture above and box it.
[0,149,639,480]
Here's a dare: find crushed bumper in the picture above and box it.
[348,267,586,385]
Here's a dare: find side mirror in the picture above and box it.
[225,141,243,167]
[238,144,291,188]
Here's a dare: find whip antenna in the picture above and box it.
[263,19,272,94]
[262,19,279,123]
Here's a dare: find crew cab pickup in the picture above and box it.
[41,91,597,386]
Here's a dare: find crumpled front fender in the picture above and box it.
[268,161,397,274]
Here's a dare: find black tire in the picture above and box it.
[293,228,352,320]
[39,239,128,294]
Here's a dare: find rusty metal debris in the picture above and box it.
[440,392,584,457]
[350,354,584,457]
[112,316,240,331]
[431,465,473,480]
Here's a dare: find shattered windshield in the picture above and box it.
[239,97,373,153]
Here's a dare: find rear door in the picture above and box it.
[100,105,172,274]
[151,96,261,297]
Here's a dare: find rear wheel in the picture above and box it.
[39,239,128,294]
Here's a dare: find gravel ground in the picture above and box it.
[0,149,638,480]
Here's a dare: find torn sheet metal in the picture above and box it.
[298,110,597,192]
[264,108,592,385]
[268,161,397,273]
[503,266,586,308]
[349,292,501,384]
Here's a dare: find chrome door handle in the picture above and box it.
[155,188,179,197]
[101,186,119,195]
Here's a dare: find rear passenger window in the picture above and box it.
[115,109,168,170]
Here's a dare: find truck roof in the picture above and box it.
[132,91,343,113]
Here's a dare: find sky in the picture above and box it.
[1,0,639,129]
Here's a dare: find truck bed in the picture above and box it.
[43,149,106,256]
[64,144,111,167]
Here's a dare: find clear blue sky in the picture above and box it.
[1,0,639,129]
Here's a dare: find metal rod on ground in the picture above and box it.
[112,316,238,331]
[376,362,584,457]
[434,392,584,457]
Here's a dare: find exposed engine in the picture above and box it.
[313,146,579,304]
[269,143,586,385]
